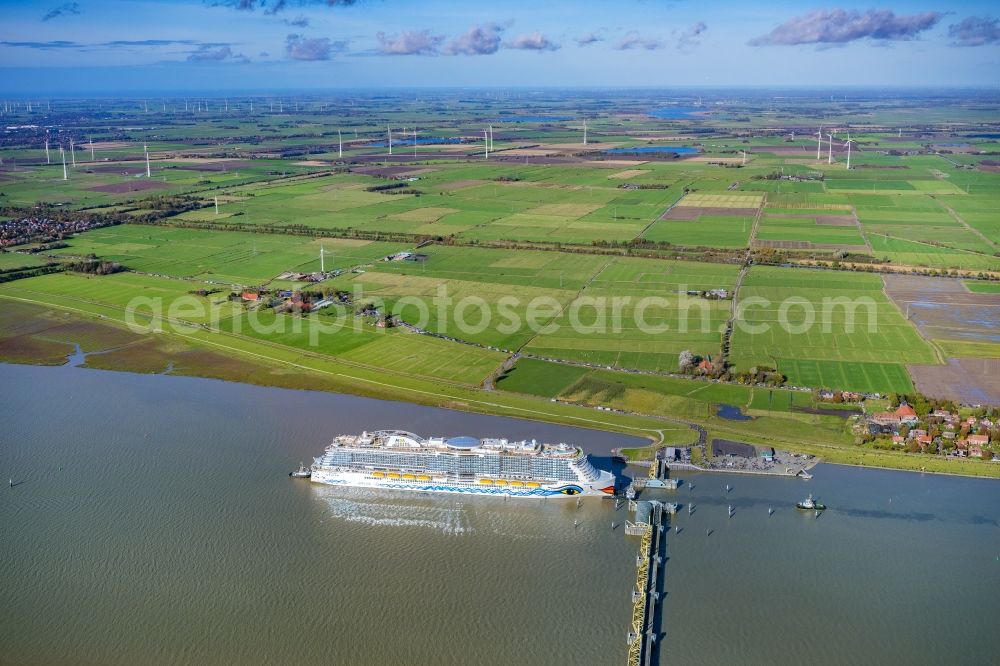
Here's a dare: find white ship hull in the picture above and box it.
[311,469,615,498]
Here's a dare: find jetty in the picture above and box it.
[625,499,668,666]
[632,454,680,490]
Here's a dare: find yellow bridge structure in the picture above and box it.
[625,499,665,666]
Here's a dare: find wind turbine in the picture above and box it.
[320,246,325,273]
[70,139,76,167]
[387,124,392,156]
[214,196,219,215]
[484,129,489,159]
[338,130,343,158]
[489,124,494,151]
[741,150,747,166]
[583,118,587,146]
[145,142,151,177]
[816,127,823,161]
[844,134,855,170]
[45,133,50,164]
[827,133,834,164]
[60,145,67,180]
[90,137,95,161]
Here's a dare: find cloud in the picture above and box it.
[285,33,344,60]
[0,40,80,50]
[948,16,1000,47]
[574,33,603,47]
[749,9,943,47]
[0,38,232,51]
[285,14,310,27]
[213,0,358,12]
[445,23,505,56]
[41,2,81,21]
[614,31,663,50]
[504,31,560,52]
[105,40,213,47]
[376,29,443,55]
[187,45,249,63]
[676,21,707,51]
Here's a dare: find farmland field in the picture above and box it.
[730,266,938,393]
[38,225,407,284]
[964,281,1000,294]
[1,87,998,478]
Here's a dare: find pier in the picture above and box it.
[631,453,680,491]
[625,499,667,666]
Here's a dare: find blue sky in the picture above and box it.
[1,1,998,93]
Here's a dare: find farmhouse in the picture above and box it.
[894,403,919,424]
[872,412,902,427]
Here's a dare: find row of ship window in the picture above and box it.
[320,451,578,480]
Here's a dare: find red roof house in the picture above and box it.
[894,403,918,424]
[872,413,902,426]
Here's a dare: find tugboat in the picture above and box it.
[796,493,826,511]
[289,463,312,479]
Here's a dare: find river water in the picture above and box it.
[1,362,998,665]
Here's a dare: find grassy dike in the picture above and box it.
[2,293,998,479]
[0,295,673,442]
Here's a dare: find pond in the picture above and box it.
[369,136,465,147]
[495,115,573,122]
[716,403,752,421]
[605,146,699,155]
[649,106,703,119]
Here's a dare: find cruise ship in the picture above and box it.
[309,430,616,498]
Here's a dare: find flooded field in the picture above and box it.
[883,274,1000,344]
[883,274,1000,402]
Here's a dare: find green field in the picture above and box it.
[643,214,754,247]
[2,91,998,478]
[730,266,937,393]
[0,253,47,270]
[40,225,407,285]
[964,280,1000,294]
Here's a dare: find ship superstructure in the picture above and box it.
[310,430,616,498]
